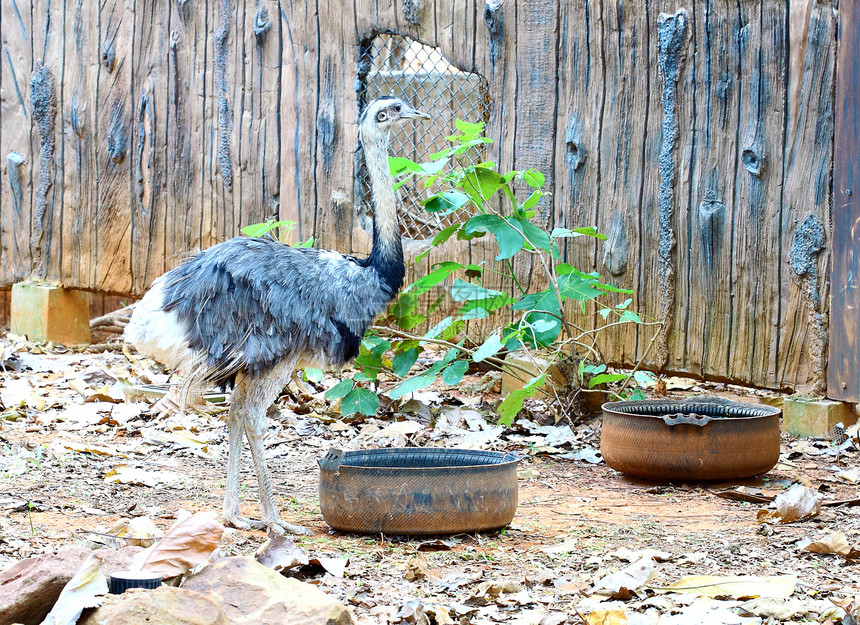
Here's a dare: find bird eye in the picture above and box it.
[393,103,402,113]
[376,111,387,122]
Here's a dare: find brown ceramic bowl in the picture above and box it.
[600,397,781,481]
[318,448,521,535]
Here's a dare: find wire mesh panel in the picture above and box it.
[356,34,491,241]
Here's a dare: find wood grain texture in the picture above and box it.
[827,0,859,401]
[0,0,845,392]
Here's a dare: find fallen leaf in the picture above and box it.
[255,533,309,571]
[608,547,673,563]
[309,556,349,578]
[663,376,697,390]
[585,609,628,625]
[657,575,797,599]
[40,554,108,625]
[592,556,655,599]
[739,597,841,620]
[136,510,224,578]
[757,484,822,524]
[802,531,860,559]
[110,516,163,547]
[104,464,182,487]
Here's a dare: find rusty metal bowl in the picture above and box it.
[600,397,781,481]
[318,448,521,535]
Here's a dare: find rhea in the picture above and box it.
[125,97,428,534]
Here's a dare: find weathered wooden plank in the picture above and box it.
[827,0,860,401]
[94,0,134,293]
[780,0,834,392]
[0,0,33,285]
[277,2,301,234]
[30,0,65,282]
[591,1,653,366]
[129,0,169,292]
[726,0,786,386]
[554,0,605,354]
[684,0,743,380]
[164,0,210,262]
[243,0,281,231]
[60,0,99,289]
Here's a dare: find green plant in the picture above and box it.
[241,220,314,247]
[245,122,657,423]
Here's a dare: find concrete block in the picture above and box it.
[782,395,858,438]
[501,351,565,397]
[10,281,90,345]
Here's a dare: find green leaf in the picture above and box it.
[473,332,505,362]
[340,387,379,417]
[514,218,552,252]
[387,373,436,400]
[497,375,546,426]
[459,307,489,320]
[633,370,657,386]
[429,222,461,248]
[588,373,628,388]
[523,169,546,189]
[389,156,423,175]
[424,316,454,341]
[303,368,323,383]
[463,168,505,205]
[392,348,419,377]
[520,191,542,213]
[424,191,470,215]
[442,361,469,386]
[465,215,526,260]
[391,293,418,320]
[512,289,560,314]
[455,118,485,137]
[325,379,354,401]
[619,310,642,323]
[458,293,515,314]
[550,226,608,240]
[558,273,604,302]
[406,262,463,295]
[450,279,503,302]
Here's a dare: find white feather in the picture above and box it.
[125,278,196,371]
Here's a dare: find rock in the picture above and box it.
[79,586,228,625]
[183,556,353,625]
[0,546,142,625]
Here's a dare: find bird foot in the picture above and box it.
[223,513,312,536]
[150,393,226,418]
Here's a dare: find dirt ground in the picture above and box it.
[1,332,858,624]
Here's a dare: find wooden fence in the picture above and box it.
[0,0,847,395]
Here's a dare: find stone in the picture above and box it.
[10,281,90,345]
[500,351,566,398]
[79,586,228,625]
[0,546,142,625]
[182,556,353,625]
[783,396,858,438]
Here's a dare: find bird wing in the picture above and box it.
[160,237,390,380]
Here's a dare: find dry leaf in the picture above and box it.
[657,574,797,599]
[137,510,224,578]
[255,533,309,571]
[757,484,822,524]
[585,609,628,625]
[40,554,108,625]
[109,516,163,547]
[592,556,655,599]
[308,556,349,578]
[104,464,182,487]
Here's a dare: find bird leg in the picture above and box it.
[221,368,312,535]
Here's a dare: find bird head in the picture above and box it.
[359,96,429,143]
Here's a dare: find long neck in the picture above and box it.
[362,129,405,296]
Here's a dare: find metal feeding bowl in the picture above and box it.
[600,397,781,481]
[318,448,521,535]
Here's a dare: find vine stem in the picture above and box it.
[611,318,666,400]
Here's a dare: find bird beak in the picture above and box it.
[400,106,430,120]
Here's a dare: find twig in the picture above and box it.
[612,317,666,399]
